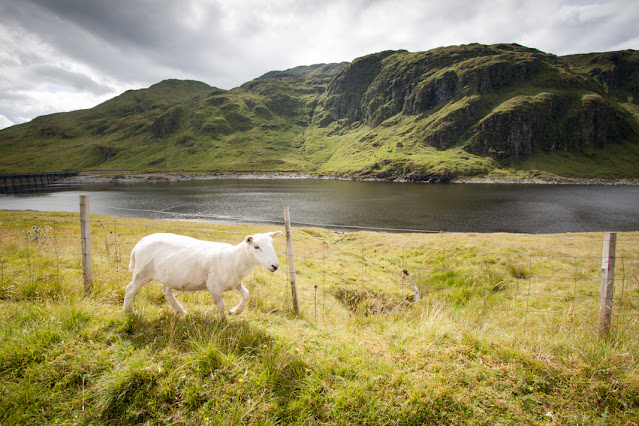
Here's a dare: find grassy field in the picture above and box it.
[1,210,639,424]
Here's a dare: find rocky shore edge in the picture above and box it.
[60,171,639,185]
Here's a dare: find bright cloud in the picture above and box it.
[0,114,14,130]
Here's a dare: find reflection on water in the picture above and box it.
[1,179,638,233]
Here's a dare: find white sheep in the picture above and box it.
[123,231,282,316]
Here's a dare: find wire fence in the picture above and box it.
[1,208,638,338]
[291,230,639,335]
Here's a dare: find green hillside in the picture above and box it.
[1,44,638,180]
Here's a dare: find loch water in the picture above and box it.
[1,179,638,233]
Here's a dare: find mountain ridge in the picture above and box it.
[1,43,638,181]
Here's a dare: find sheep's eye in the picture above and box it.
[254,246,261,250]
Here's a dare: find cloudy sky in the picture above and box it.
[0,0,637,129]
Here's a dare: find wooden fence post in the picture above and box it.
[599,232,617,338]
[283,206,299,315]
[80,195,93,294]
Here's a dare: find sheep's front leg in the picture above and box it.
[229,283,249,315]
[162,284,187,315]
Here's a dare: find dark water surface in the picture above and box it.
[1,179,638,233]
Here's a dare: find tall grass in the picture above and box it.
[1,210,638,424]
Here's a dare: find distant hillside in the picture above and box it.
[1,44,638,181]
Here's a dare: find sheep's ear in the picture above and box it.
[245,235,254,244]
[269,231,283,238]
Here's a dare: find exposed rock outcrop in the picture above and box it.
[312,44,639,163]
[151,106,182,138]
[465,93,637,161]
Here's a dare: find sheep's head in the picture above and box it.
[245,231,282,272]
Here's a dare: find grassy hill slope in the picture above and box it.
[1,44,638,180]
[0,64,347,174]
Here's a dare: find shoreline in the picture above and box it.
[60,171,639,185]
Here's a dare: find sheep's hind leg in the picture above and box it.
[207,285,225,319]
[123,276,146,312]
[207,287,226,318]
[162,284,187,315]
[229,283,249,315]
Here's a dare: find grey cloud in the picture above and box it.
[29,0,220,51]
[0,0,638,127]
[2,0,236,87]
[26,64,114,95]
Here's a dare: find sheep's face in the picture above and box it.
[245,232,281,272]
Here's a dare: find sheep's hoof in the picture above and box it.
[229,308,242,315]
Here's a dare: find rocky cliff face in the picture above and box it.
[465,92,638,161]
[315,44,554,128]
[312,44,639,163]
[563,50,639,99]
[313,50,398,126]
